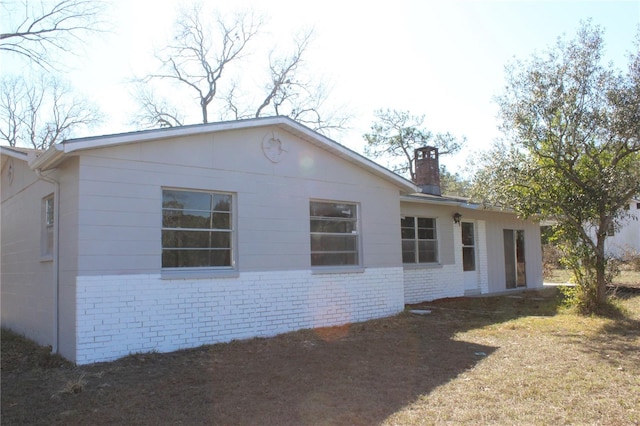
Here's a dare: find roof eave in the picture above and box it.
[22,116,419,193]
[400,194,519,213]
[0,146,30,161]
[28,144,65,171]
[62,117,292,153]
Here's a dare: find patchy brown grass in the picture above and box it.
[2,288,639,425]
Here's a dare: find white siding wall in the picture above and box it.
[483,216,543,293]
[1,156,57,347]
[75,267,404,364]
[57,158,80,360]
[75,127,404,275]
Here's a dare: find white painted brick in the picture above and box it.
[75,267,404,364]
[403,265,465,303]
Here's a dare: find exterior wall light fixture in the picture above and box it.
[453,212,462,224]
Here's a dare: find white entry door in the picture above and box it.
[462,221,478,292]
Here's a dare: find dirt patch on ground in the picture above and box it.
[2,288,638,425]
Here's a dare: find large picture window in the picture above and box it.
[401,216,437,263]
[162,189,233,268]
[310,201,359,266]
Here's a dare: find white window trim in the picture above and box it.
[309,199,362,270]
[401,216,439,265]
[161,187,237,273]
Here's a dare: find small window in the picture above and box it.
[607,222,615,237]
[162,189,234,268]
[42,195,54,256]
[636,202,640,210]
[401,216,438,263]
[310,200,359,266]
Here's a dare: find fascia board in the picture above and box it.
[23,116,419,193]
[61,117,290,153]
[401,194,462,207]
[400,194,518,214]
[0,146,30,161]
[26,118,291,170]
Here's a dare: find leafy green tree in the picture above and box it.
[363,109,465,181]
[440,165,472,197]
[472,23,640,312]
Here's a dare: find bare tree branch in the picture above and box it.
[255,30,312,118]
[0,0,107,69]
[0,73,102,149]
[133,6,350,134]
[0,76,22,146]
[144,4,262,124]
[130,83,184,129]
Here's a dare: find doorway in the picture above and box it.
[504,229,526,289]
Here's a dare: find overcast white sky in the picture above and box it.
[3,0,640,173]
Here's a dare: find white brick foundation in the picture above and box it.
[75,267,404,364]
[403,265,464,304]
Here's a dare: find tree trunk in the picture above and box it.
[595,253,607,304]
[595,231,607,305]
[201,104,208,124]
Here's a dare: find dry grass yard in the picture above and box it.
[2,286,639,425]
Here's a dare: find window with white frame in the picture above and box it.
[162,189,234,268]
[42,195,54,257]
[401,216,438,263]
[310,200,359,266]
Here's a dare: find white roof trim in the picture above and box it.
[60,117,287,153]
[28,143,64,171]
[401,194,518,214]
[25,116,419,193]
[1,146,30,161]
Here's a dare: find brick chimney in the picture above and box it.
[414,146,441,195]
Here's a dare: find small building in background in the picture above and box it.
[606,198,640,258]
